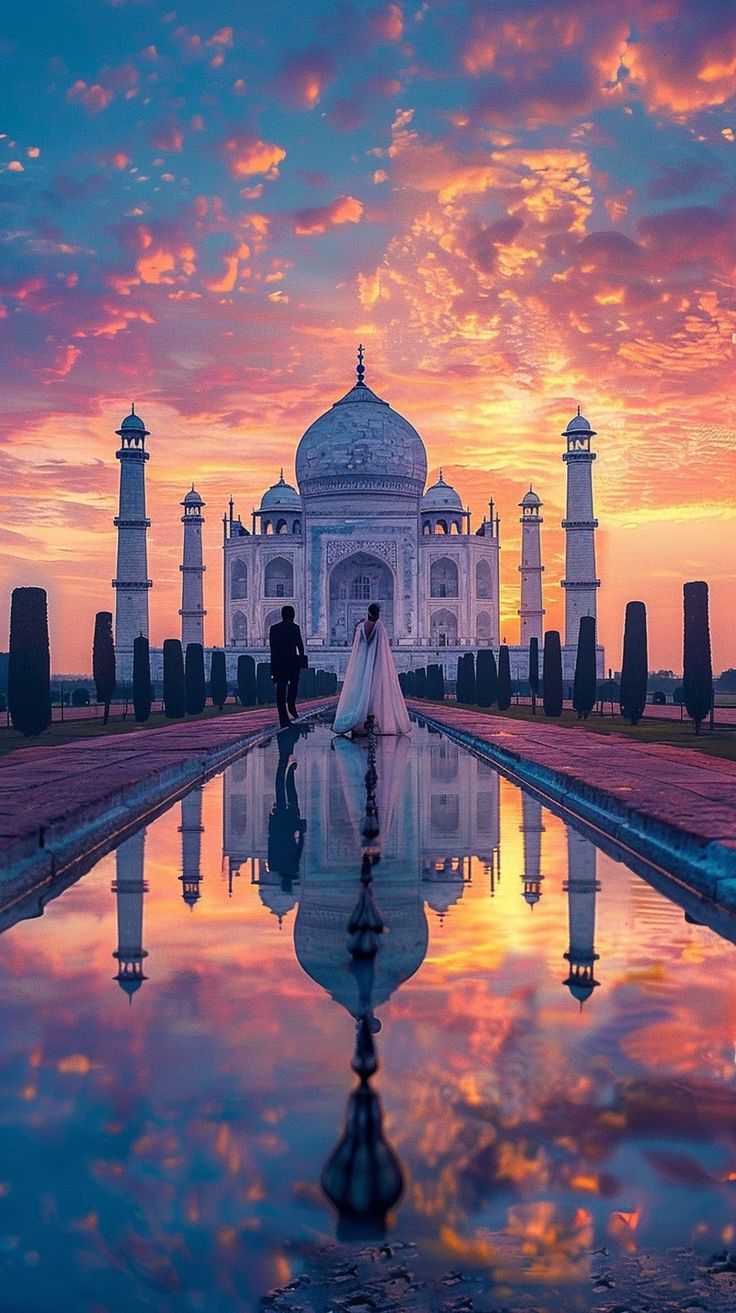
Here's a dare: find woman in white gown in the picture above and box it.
[332,604,411,736]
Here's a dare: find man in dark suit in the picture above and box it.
[269,604,305,728]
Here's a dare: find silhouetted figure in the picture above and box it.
[266,726,306,916]
[269,604,305,728]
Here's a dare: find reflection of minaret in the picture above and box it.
[179,785,204,908]
[179,486,206,648]
[519,793,545,908]
[518,487,545,646]
[563,827,600,1005]
[112,829,148,997]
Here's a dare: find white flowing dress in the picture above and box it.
[332,618,411,736]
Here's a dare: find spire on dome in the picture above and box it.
[278,468,285,484]
[131,403,135,415]
[438,468,445,484]
[356,342,365,386]
[577,404,581,416]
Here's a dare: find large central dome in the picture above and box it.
[295,359,427,501]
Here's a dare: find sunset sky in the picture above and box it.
[0,0,734,672]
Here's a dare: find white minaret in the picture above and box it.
[112,828,148,998]
[519,792,545,908]
[562,827,600,1006]
[179,486,206,648]
[113,406,152,677]
[518,487,544,646]
[561,409,599,647]
[179,785,204,908]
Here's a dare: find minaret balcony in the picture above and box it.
[561,518,598,530]
[179,563,206,573]
[112,579,153,590]
[113,517,151,529]
[560,579,600,590]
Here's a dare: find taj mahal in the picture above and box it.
[112,348,603,680]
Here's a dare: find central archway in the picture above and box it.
[328,551,394,645]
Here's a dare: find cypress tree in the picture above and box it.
[620,602,648,725]
[256,661,272,706]
[528,637,540,714]
[415,667,427,699]
[542,631,563,717]
[8,587,51,737]
[132,635,152,723]
[185,642,206,715]
[210,649,228,711]
[573,616,598,720]
[465,652,476,704]
[237,653,257,706]
[476,649,497,707]
[427,662,444,701]
[455,656,465,703]
[301,666,316,700]
[163,639,186,718]
[683,581,712,735]
[92,610,116,726]
[497,645,512,711]
[405,669,416,698]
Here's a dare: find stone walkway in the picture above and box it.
[0,701,332,893]
[410,702,736,910]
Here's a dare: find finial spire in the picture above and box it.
[356,342,365,386]
[438,467,444,483]
[131,402,135,415]
[278,467,284,483]
[577,404,581,417]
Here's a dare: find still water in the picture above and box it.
[1,717,735,1311]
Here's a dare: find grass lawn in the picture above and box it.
[438,701,736,762]
[0,701,259,760]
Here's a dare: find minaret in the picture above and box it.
[518,487,544,646]
[562,827,600,1006]
[179,784,204,908]
[113,406,152,678]
[179,486,206,648]
[561,408,599,647]
[519,792,545,908]
[112,828,148,998]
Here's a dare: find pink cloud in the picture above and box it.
[275,47,335,108]
[370,3,404,42]
[66,81,114,115]
[150,118,184,153]
[293,194,364,236]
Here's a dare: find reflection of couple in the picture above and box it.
[333,604,410,737]
[267,725,306,883]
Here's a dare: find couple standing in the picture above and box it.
[269,602,410,736]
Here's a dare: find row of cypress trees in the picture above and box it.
[398,664,445,700]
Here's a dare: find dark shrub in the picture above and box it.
[528,637,540,713]
[683,581,712,734]
[476,649,497,708]
[237,653,257,706]
[427,662,445,701]
[301,666,316,700]
[185,642,206,715]
[619,602,648,725]
[210,649,228,710]
[542,631,563,717]
[415,667,427,699]
[405,670,416,697]
[92,610,116,726]
[573,616,597,720]
[163,639,186,718]
[71,687,90,707]
[132,635,152,723]
[256,661,272,706]
[497,645,512,711]
[8,587,51,737]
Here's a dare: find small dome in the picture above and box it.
[116,405,150,437]
[563,409,596,437]
[421,470,463,512]
[260,471,301,510]
[519,486,541,508]
[182,486,204,507]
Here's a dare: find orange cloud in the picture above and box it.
[371,3,404,41]
[222,136,286,180]
[293,195,364,236]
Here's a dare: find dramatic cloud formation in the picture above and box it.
[0,0,734,670]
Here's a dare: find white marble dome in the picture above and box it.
[421,471,463,511]
[260,471,301,509]
[295,374,427,499]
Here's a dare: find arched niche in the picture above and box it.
[476,559,492,599]
[232,611,247,645]
[264,556,294,598]
[231,559,247,600]
[430,557,459,599]
[328,551,394,645]
[430,607,458,646]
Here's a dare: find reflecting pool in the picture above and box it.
[1,718,736,1311]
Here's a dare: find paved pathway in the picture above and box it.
[0,701,332,888]
[410,702,736,908]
